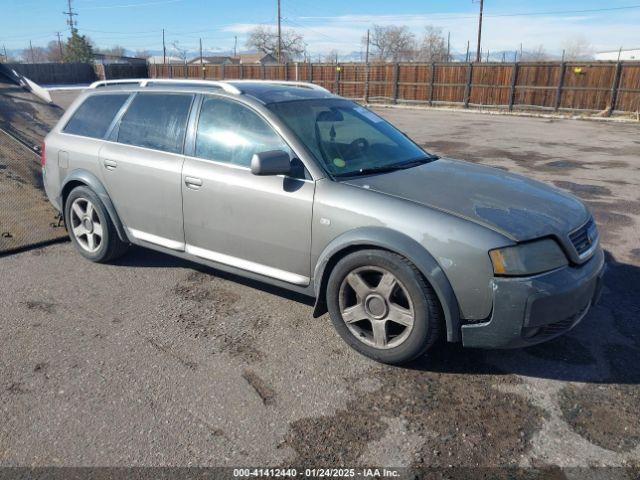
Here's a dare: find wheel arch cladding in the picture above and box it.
[60,170,129,243]
[313,227,461,342]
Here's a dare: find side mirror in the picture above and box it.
[250,150,291,176]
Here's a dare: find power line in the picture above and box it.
[294,4,640,23]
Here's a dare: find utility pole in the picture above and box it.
[56,32,64,62]
[276,0,282,63]
[199,38,203,65]
[63,0,78,31]
[365,29,370,64]
[233,36,237,57]
[447,31,450,61]
[162,28,166,64]
[2,45,7,63]
[475,0,484,62]
[29,40,35,64]
[465,40,470,62]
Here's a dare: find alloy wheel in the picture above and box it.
[338,266,415,349]
[69,198,103,253]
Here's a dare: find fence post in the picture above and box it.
[169,64,173,79]
[334,63,340,94]
[239,63,244,79]
[392,63,400,103]
[308,61,312,83]
[463,62,473,108]
[608,61,623,116]
[284,62,288,81]
[364,62,370,103]
[428,62,435,106]
[508,62,519,111]
[295,62,299,81]
[221,63,225,80]
[554,61,567,111]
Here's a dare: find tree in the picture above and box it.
[364,25,416,62]
[97,45,126,57]
[562,35,594,60]
[46,40,65,63]
[417,26,448,62]
[21,46,48,63]
[245,25,306,62]
[521,45,550,61]
[323,49,339,63]
[134,49,151,59]
[63,29,94,63]
[171,41,188,63]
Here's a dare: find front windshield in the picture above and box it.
[267,99,435,177]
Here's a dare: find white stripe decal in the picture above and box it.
[128,228,185,251]
[185,244,309,285]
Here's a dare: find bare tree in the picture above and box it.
[417,26,448,62]
[22,46,48,63]
[171,41,188,63]
[46,40,65,63]
[134,49,151,59]
[521,45,550,61]
[323,49,339,63]
[562,35,594,60]
[245,25,306,61]
[364,24,416,62]
[97,45,127,57]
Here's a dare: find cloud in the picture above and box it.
[241,10,640,55]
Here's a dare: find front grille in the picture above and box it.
[569,218,596,256]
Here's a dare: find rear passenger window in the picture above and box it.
[195,96,290,167]
[117,93,193,154]
[63,94,129,139]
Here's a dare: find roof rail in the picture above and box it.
[88,78,242,94]
[229,79,331,93]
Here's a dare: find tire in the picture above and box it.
[326,249,442,365]
[64,186,128,263]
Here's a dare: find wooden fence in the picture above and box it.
[149,61,640,114]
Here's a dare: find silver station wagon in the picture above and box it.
[42,79,605,364]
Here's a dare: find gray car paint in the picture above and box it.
[43,81,603,347]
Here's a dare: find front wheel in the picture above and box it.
[326,249,442,364]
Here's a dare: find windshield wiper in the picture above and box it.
[334,155,438,178]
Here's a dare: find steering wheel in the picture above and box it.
[344,137,370,159]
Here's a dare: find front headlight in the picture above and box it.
[489,239,568,276]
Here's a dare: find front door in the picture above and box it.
[181,96,314,285]
[100,92,194,250]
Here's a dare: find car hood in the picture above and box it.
[342,158,589,242]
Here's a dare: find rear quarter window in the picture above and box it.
[117,93,193,154]
[63,94,130,139]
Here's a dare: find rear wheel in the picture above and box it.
[65,186,128,262]
[326,249,442,364]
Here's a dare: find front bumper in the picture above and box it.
[461,246,605,349]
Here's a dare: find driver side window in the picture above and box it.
[195,97,292,169]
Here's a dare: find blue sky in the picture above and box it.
[2,0,639,56]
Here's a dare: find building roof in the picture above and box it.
[233,53,278,64]
[187,56,233,64]
[147,55,185,64]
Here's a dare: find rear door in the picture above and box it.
[100,92,194,250]
[181,95,314,285]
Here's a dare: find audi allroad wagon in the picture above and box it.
[42,79,605,364]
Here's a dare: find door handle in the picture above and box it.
[103,159,117,170]
[184,176,203,189]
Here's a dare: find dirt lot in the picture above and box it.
[1,99,639,473]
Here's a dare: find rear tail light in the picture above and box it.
[40,142,46,167]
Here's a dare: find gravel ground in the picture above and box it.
[0,102,639,473]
